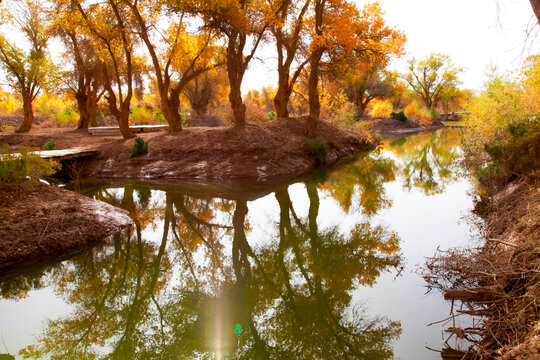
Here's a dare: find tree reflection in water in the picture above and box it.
[385,129,462,195]
[3,180,401,359]
[0,129,468,359]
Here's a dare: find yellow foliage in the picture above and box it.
[35,94,75,117]
[522,54,540,114]
[0,89,20,115]
[404,102,432,126]
[369,99,393,118]
[464,56,540,165]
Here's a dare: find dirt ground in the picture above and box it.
[0,117,372,272]
[0,183,132,272]
[0,117,374,181]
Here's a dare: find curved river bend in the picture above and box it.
[0,129,480,359]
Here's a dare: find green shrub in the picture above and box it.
[304,138,330,165]
[0,144,60,185]
[428,109,441,119]
[180,112,187,127]
[130,106,154,125]
[130,137,149,158]
[0,125,15,133]
[155,111,165,124]
[390,111,408,122]
[43,139,57,150]
[266,111,277,120]
[483,118,540,176]
[353,113,364,122]
[51,108,80,127]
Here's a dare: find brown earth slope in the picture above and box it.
[0,183,132,272]
[0,117,374,181]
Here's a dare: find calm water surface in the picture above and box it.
[0,129,480,359]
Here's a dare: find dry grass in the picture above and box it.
[422,176,540,358]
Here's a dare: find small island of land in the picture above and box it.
[0,117,375,271]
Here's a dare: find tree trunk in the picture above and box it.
[307,0,325,138]
[116,109,134,139]
[17,93,34,133]
[531,0,540,24]
[76,91,91,129]
[88,98,98,127]
[227,34,247,126]
[76,90,99,129]
[274,80,291,118]
[228,68,246,125]
[161,89,183,133]
[307,50,323,138]
[356,101,367,118]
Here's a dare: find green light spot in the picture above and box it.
[234,324,242,334]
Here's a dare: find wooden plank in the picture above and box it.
[88,124,168,135]
[37,149,99,161]
[1,148,99,162]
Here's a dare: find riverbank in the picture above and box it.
[0,117,371,272]
[426,174,539,359]
[371,117,446,134]
[0,183,132,272]
[0,117,374,181]
[480,176,539,359]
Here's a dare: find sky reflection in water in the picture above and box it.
[0,129,479,359]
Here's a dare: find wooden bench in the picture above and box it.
[88,124,169,135]
[1,148,99,162]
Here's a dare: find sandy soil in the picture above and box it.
[0,117,374,181]
[0,183,132,272]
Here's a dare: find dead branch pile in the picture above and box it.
[422,177,540,359]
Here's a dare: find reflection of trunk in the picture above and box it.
[112,196,170,359]
[275,187,302,315]
[171,193,228,276]
[232,199,251,281]
[306,182,320,243]
[17,92,34,133]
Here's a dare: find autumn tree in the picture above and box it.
[402,53,462,111]
[306,1,405,137]
[121,0,224,132]
[72,0,142,139]
[343,67,396,117]
[0,0,52,132]
[271,0,312,118]
[439,87,472,115]
[184,0,277,125]
[51,1,106,129]
[182,67,229,116]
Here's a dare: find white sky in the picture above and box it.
[1,0,538,93]
[243,0,539,92]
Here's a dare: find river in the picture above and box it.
[0,128,481,359]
